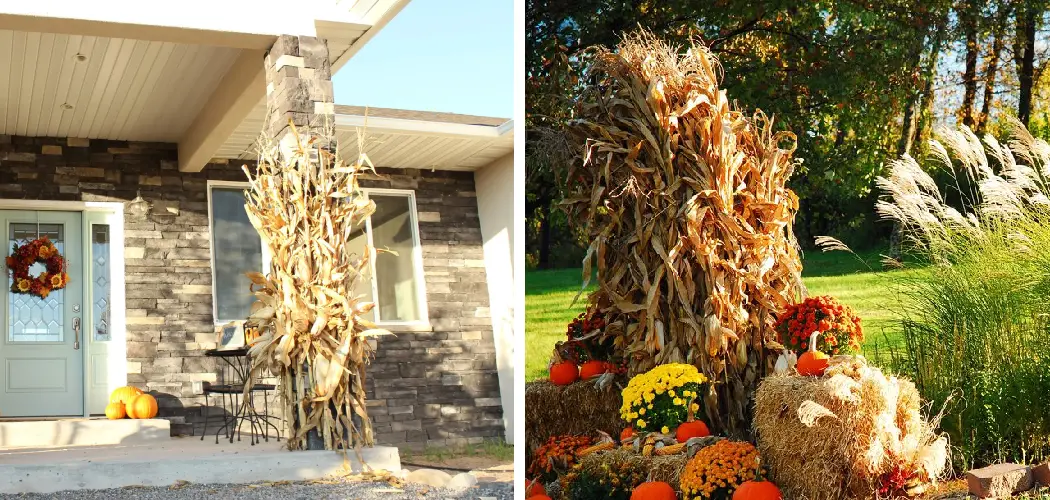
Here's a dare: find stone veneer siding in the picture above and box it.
[0,135,504,446]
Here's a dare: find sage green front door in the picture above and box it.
[0,211,84,417]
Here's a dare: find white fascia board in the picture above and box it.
[0,1,337,47]
[496,120,515,137]
[335,114,506,139]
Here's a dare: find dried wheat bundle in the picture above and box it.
[753,357,948,499]
[240,124,390,458]
[562,29,805,436]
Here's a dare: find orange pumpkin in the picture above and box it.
[675,420,710,442]
[796,332,829,376]
[549,361,579,386]
[620,426,635,441]
[109,386,143,405]
[125,393,158,419]
[631,481,677,500]
[524,479,546,497]
[733,479,782,499]
[579,360,609,380]
[526,496,552,500]
[105,402,126,420]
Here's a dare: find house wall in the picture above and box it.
[0,135,504,447]
[473,153,516,443]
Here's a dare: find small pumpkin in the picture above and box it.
[620,426,635,441]
[675,420,710,442]
[732,479,782,499]
[524,478,546,497]
[631,481,677,500]
[796,331,829,376]
[675,395,710,442]
[526,496,552,500]
[549,361,579,386]
[109,385,143,405]
[105,402,126,420]
[579,360,609,380]
[125,393,158,419]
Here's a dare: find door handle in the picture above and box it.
[72,317,81,350]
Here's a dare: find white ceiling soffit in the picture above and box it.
[0,30,239,142]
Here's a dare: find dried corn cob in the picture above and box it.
[654,443,686,456]
[577,441,615,457]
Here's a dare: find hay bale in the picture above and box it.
[526,379,625,463]
[753,357,948,500]
[574,448,689,492]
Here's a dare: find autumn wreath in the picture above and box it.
[6,237,68,299]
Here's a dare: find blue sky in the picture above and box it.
[333,0,513,119]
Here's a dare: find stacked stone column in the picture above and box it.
[264,35,335,149]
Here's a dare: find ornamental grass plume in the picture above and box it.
[562,29,805,437]
[239,123,391,458]
[865,118,1050,468]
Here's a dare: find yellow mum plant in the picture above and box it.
[680,440,759,500]
[619,363,707,433]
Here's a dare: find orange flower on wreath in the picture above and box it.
[16,279,30,292]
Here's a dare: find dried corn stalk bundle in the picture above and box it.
[562,30,805,436]
[240,124,390,457]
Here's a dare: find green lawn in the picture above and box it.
[525,249,916,381]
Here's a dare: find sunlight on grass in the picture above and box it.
[524,249,919,381]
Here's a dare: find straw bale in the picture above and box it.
[754,358,948,500]
[574,447,689,492]
[525,379,625,464]
[562,29,805,437]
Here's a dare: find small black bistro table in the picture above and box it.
[201,348,281,445]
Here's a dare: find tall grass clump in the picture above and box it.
[877,118,1050,470]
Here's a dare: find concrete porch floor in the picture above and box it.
[0,436,401,494]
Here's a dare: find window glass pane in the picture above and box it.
[8,223,64,342]
[211,187,263,322]
[370,195,422,322]
[92,225,111,342]
[347,220,374,323]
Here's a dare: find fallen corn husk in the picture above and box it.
[562,29,805,437]
[754,356,948,500]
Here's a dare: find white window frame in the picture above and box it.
[207,180,272,325]
[206,182,430,329]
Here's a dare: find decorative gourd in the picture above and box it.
[125,393,158,419]
[620,426,635,441]
[630,481,677,500]
[579,360,608,380]
[524,479,546,497]
[796,331,829,376]
[109,386,143,405]
[549,361,579,386]
[105,402,126,420]
[732,479,783,499]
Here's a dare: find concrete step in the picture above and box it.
[0,418,170,449]
[0,438,401,494]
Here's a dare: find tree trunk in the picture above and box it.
[915,25,946,150]
[977,29,1004,134]
[960,12,979,130]
[1016,8,1037,127]
[538,205,553,269]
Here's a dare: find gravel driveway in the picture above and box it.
[0,478,513,499]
